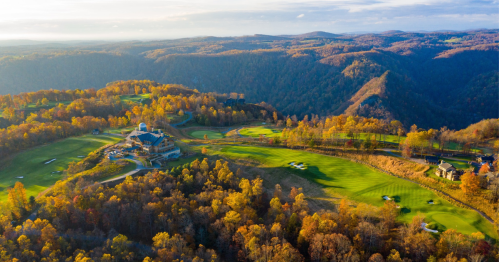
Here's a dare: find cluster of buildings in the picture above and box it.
[425,154,496,187]
[124,123,181,161]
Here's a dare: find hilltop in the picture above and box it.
[0,29,497,129]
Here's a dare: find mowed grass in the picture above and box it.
[239,126,282,138]
[0,134,122,202]
[120,93,151,104]
[188,130,224,140]
[207,145,497,239]
[336,132,481,152]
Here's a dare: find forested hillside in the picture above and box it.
[0,30,497,129]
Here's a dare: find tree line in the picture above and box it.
[0,157,494,261]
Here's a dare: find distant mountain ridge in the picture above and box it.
[0,29,497,129]
[281,31,341,38]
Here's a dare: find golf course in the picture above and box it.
[239,126,282,138]
[188,130,224,139]
[206,145,497,239]
[0,134,122,202]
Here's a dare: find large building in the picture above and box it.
[125,123,180,159]
[435,161,462,181]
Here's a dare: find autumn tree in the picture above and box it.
[460,172,481,195]
[8,182,29,219]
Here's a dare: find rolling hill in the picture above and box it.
[0,30,497,129]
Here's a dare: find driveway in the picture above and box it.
[170,111,193,127]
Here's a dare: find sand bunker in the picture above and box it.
[421,223,438,233]
[45,159,56,164]
[289,162,306,170]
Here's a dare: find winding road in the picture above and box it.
[170,111,193,127]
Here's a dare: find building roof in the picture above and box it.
[126,129,170,146]
[124,146,140,151]
[439,162,454,170]
[425,156,439,161]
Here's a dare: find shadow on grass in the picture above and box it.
[391,195,401,203]
[401,207,411,214]
[294,166,345,189]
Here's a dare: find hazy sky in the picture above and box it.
[0,0,498,40]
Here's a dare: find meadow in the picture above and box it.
[188,130,224,140]
[205,145,497,239]
[239,126,282,138]
[0,134,122,202]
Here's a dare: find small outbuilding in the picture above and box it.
[424,156,439,165]
[92,129,100,135]
[477,155,494,164]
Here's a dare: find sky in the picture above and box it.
[0,0,498,40]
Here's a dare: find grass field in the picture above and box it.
[188,130,224,140]
[107,127,136,134]
[239,126,282,138]
[336,132,482,152]
[120,93,151,104]
[205,145,496,239]
[0,134,122,202]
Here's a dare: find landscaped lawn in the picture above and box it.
[239,126,282,138]
[440,158,473,170]
[188,130,224,140]
[204,145,497,239]
[0,134,122,202]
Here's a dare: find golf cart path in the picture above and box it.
[170,111,193,127]
[99,158,155,184]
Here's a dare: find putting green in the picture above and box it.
[189,130,224,140]
[208,145,497,239]
[0,134,121,202]
[239,126,282,138]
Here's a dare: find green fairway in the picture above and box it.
[188,130,224,139]
[336,132,480,152]
[107,126,136,134]
[0,134,122,202]
[239,126,282,138]
[207,145,496,238]
[120,93,151,104]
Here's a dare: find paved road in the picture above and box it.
[378,149,426,165]
[100,157,157,184]
[170,111,193,127]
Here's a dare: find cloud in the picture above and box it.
[0,0,497,40]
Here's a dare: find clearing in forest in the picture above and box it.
[188,130,224,140]
[204,145,497,239]
[0,134,122,202]
[239,126,282,138]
